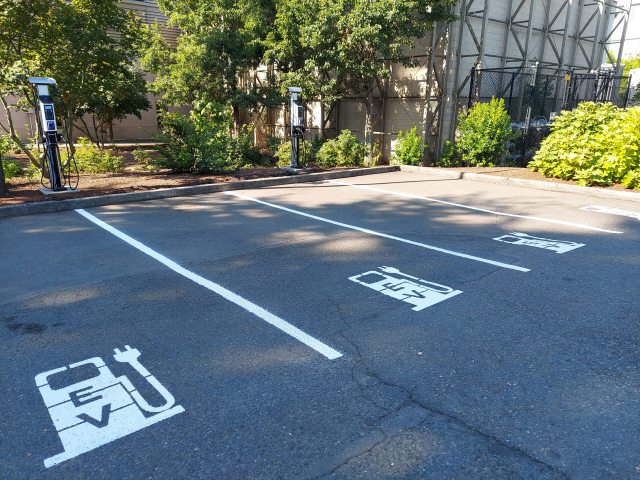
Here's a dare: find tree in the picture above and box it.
[0,0,150,166]
[0,0,51,168]
[267,0,454,161]
[148,0,279,132]
[40,0,151,151]
[622,53,640,77]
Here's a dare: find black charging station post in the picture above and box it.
[285,86,308,172]
[28,77,77,193]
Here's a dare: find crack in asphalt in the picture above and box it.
[313,305,570,479]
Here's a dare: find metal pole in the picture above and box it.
[615,1,630,74]
[468,67,476,109]
[568,0,586,69]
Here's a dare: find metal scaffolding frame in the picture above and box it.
[429,0,631,155]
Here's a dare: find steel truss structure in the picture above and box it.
[415,0,633,156]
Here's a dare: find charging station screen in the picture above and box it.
[44,104,55,121]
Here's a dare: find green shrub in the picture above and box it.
[1,136,21,179]
[2,159,23,178]
[231,126,272,167]
[74,138,124,173]
[275,139,316,167]
[265,136,282,156]
[155,105,235,174]
[156,105,267,174]
[436,140,462,167]
[316,130,365,167]
[393,127,425,165]
[529,103,640,188]
[132,147,152,166]
[457,97,513,166]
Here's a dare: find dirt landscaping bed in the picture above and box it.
[3,161,638,206]
[1,146,330,206]
[0,167,311,206]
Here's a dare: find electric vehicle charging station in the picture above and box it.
[287,87,306,170]
[28,77,77,193]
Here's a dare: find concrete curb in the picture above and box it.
[0,166,399,218]
[399,166,640,204]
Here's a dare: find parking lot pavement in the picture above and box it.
[1,170,638,479]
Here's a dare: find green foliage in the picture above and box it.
[436,140,462,167]
[0,0,150,154]
[529,102,640,188]
[229,126,272,167]
[0,135,19,191]
[315,130,365,167]
[265,136,282,157]
[457,98,513,167]
[275,140,315,167]
[2,159,22,179]
[147,0,280,126]
[393,127,425,165]
[154,103,266,174]
[268,0,454,162]
[73,138,124,174]
[268,0,454,101]
[133,148,152,166]
[622,53,640,78]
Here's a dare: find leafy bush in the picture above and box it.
[528,103,640,188]
[265,136,282,157]
[436,140,463,167]
[132,147,152,166]
[1,136,21,180]
[156,104,267,174]
[393,127,425,165]
[2,159,23,178]
[74,138,124,173]
[275,139,316,167]
[156,107,232,174]
[231,127,272,167]
[316,130,365,167]
[457,98,513,166]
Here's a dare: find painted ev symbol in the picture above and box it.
[349,266,462,311]
[35,346,184,468]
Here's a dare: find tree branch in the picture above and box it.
[1,96,40,169]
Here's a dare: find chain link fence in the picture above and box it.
[468,66,631,166]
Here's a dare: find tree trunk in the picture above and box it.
[319,96,325,139]
[232,104,240,137]
[364,82,374,164]
[0,155,8,196]
[62,118,75,157]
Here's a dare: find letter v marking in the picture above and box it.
[77,404,111,428]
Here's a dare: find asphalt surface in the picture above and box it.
[1,171,638,479]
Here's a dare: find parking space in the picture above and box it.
[1,170,638,479]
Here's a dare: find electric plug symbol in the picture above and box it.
[113,345,176,413]
[114,345,151,377]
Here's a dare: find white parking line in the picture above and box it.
[581,205,640,220]
[75,209,342,360]
[326,180,623,234]
[224,191,530,273]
